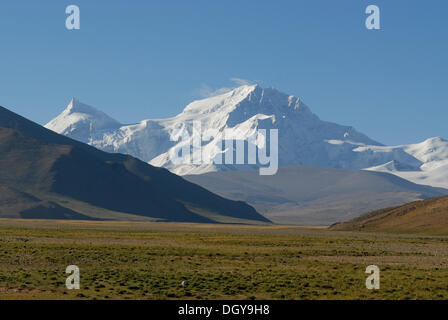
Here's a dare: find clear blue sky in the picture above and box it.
[0,0,446,145]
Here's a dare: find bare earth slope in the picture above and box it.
[330,195,448,234]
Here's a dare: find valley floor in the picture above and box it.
[0,219,447,300]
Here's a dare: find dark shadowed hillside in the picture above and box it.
[0,106,269,224]
[0,186,95,220]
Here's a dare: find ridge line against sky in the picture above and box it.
[0,0,447,145]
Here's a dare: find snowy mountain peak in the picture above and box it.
[177,84,318,131]
[66,98,92,113]
[421,136,447,145]
[63,98,113,119]
[404,136,448,169]
[45,99,121,142]
[181,84,258,115]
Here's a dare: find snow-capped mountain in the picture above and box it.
[46,98,122,143]
[365,137,448,188]
[45,85,448,188]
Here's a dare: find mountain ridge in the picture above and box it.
[0,105,269,224]
[44,85,448,188]
[185,166,448,225]
[46,85,385,175]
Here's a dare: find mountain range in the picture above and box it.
[45,85,448,189]
[185,166,447,225]
[0,105,269,224]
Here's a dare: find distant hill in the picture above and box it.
[0,106,269,224]
[330,195,448,234]
[185,166,448,225]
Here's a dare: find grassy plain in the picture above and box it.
[0,219,447,300]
